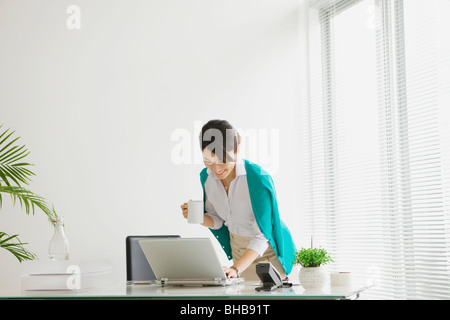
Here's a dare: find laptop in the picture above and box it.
[138,238,245,286]
[126,235,180,284]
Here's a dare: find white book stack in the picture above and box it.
[21,259,114,291]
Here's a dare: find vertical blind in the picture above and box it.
[302,0,450,299]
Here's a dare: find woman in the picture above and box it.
[180,120,297,280]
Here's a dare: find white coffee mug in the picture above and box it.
[187,200,204,224]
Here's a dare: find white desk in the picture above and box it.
[0,281,371,300]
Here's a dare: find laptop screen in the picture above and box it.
[126,235,180,282]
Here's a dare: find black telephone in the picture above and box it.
[255,261,285,291]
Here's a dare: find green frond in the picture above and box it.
[0,232,37,262]
[0,125,58,262]
[0,186,57,223]
[0,126,35,187]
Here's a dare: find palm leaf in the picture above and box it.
[0,125,55,221]
[0,232,37,262]
[0,125,58,262]
[0,125,35,187]
[0,185,57,222]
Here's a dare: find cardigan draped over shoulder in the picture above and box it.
[200,158,297,275]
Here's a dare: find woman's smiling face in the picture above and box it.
[202,149,236,180]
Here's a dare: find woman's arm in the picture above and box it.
[200,214,215,229]
[234,249,259,271]
[224,235,269,278]
[224,248,259,278]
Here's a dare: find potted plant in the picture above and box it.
[0,125,57,262]
[293,245,334,289]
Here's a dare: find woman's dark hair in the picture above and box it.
[199,120,241,163]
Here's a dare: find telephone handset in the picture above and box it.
[255,261,284,291]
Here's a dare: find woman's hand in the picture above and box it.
[223,267,238,279]
[180,200,191,220]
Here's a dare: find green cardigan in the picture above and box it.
[200,158,297,275]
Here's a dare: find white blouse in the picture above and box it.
[204,156,269,257]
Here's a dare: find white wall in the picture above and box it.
[0,0,307,291]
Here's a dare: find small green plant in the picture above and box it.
[293,247,334,268]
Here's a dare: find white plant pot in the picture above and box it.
[298,266,330,289]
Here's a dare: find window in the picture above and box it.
[302,0,450,299]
